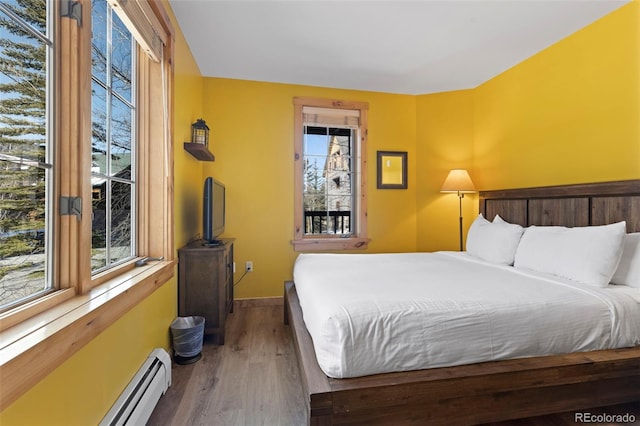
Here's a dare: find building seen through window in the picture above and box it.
[303,126,354,235]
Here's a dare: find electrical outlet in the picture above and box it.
[245,261,253,272]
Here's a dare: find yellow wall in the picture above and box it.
[473,1,639,190]
[174,18,206,249]
[417,1,639,250]
[200,79,418,298]
[0,283,176,425]
[200,2,639,262]
[416,90,474,252]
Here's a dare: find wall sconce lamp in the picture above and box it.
[440,169,476,251]
[191,118,209,147]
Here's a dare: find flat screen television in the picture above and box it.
[203,177,225,245]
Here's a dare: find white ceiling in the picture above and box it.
[169,0,629,95]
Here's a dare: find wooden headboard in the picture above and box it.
[479,179,640,233]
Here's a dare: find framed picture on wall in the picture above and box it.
[377,151,407,189]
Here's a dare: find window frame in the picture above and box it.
[90,4,139,274]
[0,0,175,315]
[292,97,369,251]
[0,0,174,410]
[0,0,57,311]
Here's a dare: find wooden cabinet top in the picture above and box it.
[179,238,235,253]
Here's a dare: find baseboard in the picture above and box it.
[234,297,284,308]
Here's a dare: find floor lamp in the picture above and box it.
[440,169,476,251]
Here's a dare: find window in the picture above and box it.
[303,126,354,235]
[0,0,54,310]
[91,0,136,272]
[293,97,369,251]
[0,0,173,321]
[0,0,173,409]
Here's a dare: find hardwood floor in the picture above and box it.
[148,301,640,426]
[148,301,306,426]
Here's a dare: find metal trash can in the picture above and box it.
[170,316,205,364]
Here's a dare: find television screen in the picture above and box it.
[203,177,225,244]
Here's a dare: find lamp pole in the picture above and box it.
[440,169,475,252]
[458,192,464,251]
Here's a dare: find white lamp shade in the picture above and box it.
[440,169,476,193]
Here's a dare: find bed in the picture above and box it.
[284,179,640,425]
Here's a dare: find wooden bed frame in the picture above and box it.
[284,179,640,425]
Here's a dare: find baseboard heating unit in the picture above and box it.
[100,348,171,426]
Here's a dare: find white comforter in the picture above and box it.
[293,252,640,379]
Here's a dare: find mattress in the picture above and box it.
[292,252,640,379]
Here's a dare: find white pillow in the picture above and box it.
[514,221,626,287]
[610,233,640,288]
[492,214,514,226]
[466,214,524,265]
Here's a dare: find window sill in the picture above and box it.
[292,237,369,252]
[0,260,175,411]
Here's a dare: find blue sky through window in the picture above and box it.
[304,133,329,168]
